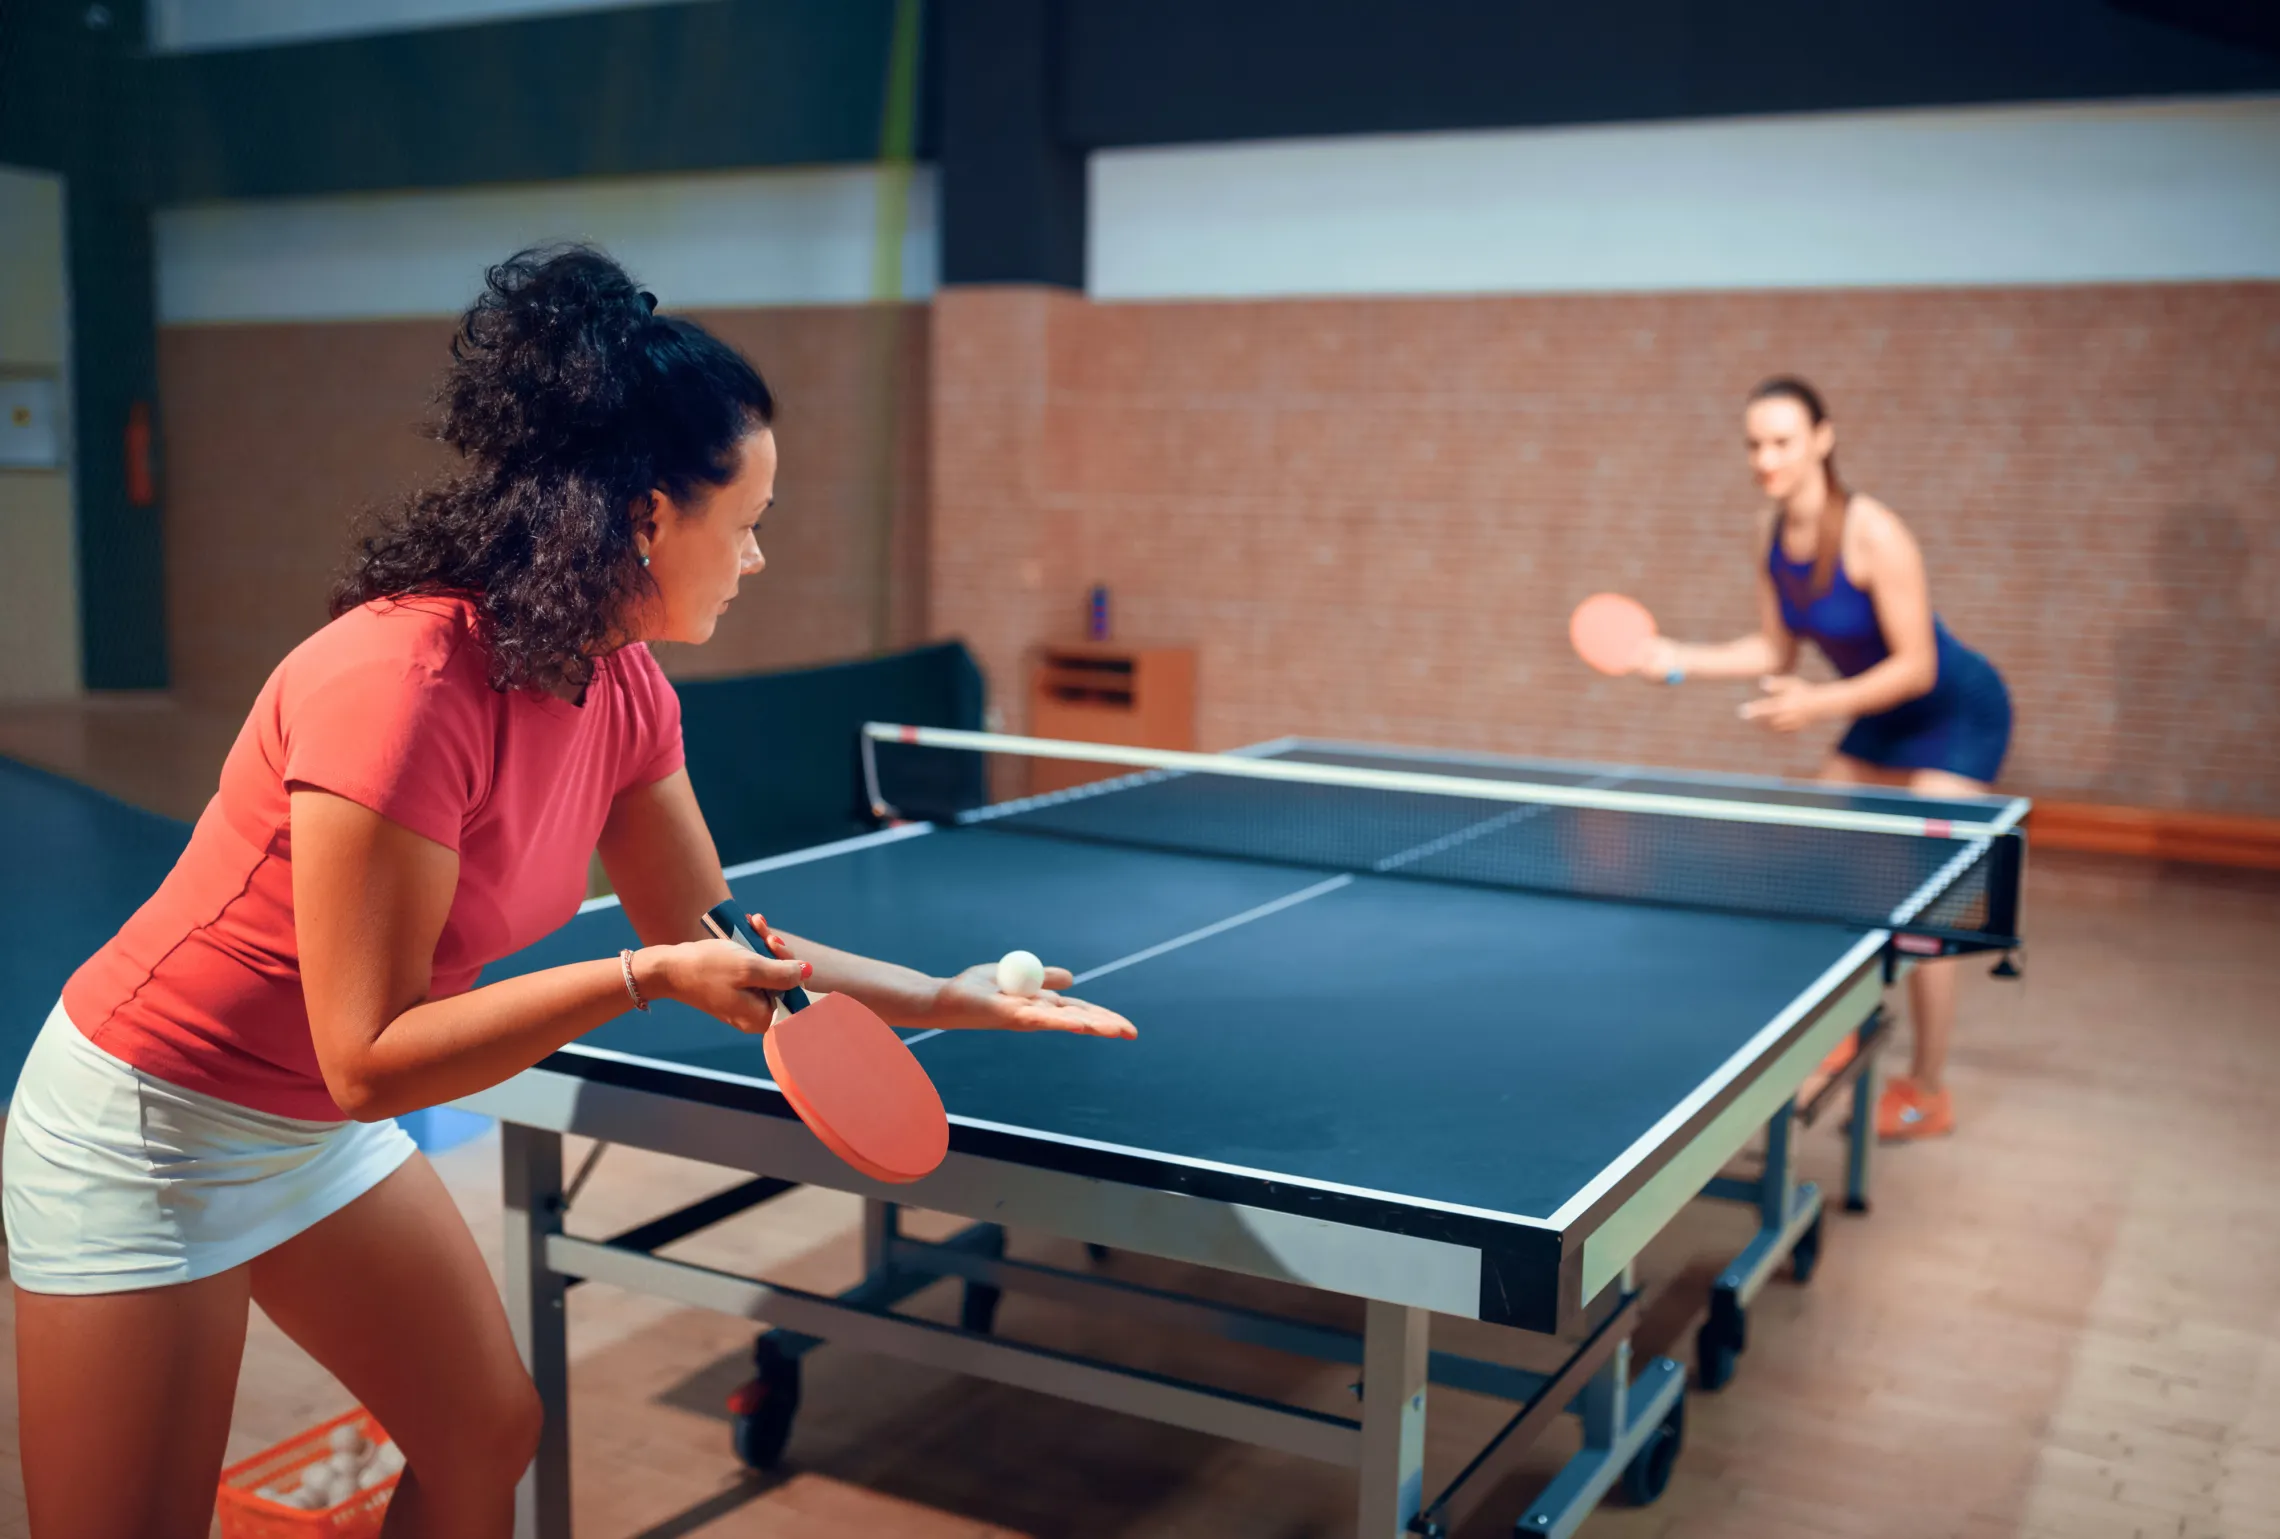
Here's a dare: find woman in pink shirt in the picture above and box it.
[4,246,1133,1538]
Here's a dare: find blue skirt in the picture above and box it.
[1836,636,2012,784]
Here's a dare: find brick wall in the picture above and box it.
[927,289,1085,731]
[929,284,2280,816]
[654,305,930,681]
[159,320,449,712]
[154,282,2279,815]
[157,304,930,712]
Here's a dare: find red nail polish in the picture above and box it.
[799,961,813,980]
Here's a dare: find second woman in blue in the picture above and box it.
[1636,377,2012,1142]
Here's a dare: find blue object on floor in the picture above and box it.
[0,757,190,1102]
[397,1104,496,1154]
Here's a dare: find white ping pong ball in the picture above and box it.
[995,950,1046,996]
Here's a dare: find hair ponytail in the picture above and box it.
[1749,376,1847,598]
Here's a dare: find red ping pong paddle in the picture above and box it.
[1569,593,1659,676]
[701,903,949,1184]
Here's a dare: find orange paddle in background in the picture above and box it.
[701,903,949,1184]
[1569,593,1659,676]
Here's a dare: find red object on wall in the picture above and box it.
[124,400,156,506]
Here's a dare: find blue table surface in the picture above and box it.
[499,822,1880,1224]
[7,739,1967,1222]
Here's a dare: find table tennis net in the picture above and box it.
[862,729,2024,950]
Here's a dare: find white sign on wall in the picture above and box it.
[0,376,62,470]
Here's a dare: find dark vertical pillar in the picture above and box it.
[937,0,1085,288]
[67,190,167,690]
[66,1,168,689]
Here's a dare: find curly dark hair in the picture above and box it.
[333,245,775,693]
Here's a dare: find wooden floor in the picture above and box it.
[1,728,2276,1535]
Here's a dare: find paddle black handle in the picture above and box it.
[701,901,812,1015]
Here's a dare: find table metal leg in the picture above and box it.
[1513,1268,1685,1537]
[1578,1323,1630,1457]
[862,1199,895,1273]
[1698,1099,1824,1390]
[1357,1300,1429,1538]
[1761,1102,1795,1231]
[1847,1042,1880,1211]
[503,1123,572,1539]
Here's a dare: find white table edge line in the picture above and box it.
[1542,927,1888,1231]
[572,822,939,916]
[536,1045,1559,1232]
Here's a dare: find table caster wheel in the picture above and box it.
[1696,1290,1746,1392]
[728,1338,801,1469]
[1621,1398,1685,1505]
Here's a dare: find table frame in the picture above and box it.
[464,929,1890,1538]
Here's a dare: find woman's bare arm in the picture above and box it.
[294,787,804,1121]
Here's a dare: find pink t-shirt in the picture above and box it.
[63,596,685,1120]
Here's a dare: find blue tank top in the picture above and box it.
[1765,509,2014,779]
[1767,513,1960,679]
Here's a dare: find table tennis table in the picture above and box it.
[460,727,2026,1539]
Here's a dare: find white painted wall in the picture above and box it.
[149,0,694,54]
[1090,95,2280,301]
[0,165,81,701]
[155,164,939,325]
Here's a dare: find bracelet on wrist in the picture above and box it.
[619,948,650,1012]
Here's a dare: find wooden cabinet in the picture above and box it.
[1026,642,1196,794]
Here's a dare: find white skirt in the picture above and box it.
[3,1000,418,1295]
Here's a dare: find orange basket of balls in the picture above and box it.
[214,1406,404,1538]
